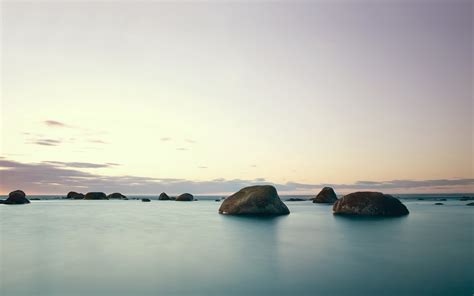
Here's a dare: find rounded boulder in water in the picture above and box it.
[4,190,30,205]
[176,193,194,201]
[158,192,171,200]
[219,185,289,216]
[313,187,338,204]
[333,191,409,217]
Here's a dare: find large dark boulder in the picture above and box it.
[158,192,170,200]
[4,190,30,205]
[219,185,290,215]
[313,187,338,204]
[176,193,194,201]
[67,191,85,199]
[84,192,108,200]
[333,191,409,217]
[107,192,128,200]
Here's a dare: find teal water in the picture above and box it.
[1,199,473,296]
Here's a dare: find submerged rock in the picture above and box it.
[286,198,307,202]
[30,198,41,201]
[434,203,444,205]
[158,192,171,200]
[176,193,194,201]
[4,190,30,205]
[84,192,108,200]
[333,191,409,217]
[141,198,151,202]
[107,192,128,200]
[219,185,290,215]
[438,198,447,201]
[67,191,85,199]
[313,187,338,204]
[466,202,474,206]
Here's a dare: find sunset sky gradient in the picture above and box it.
[1,0,472,194]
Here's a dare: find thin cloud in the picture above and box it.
[88,139,107,144]
[44,120,67,127]
[161,137,172,141]
[176,148,187,151]
[33,139,62,146]
[42,161,120,169]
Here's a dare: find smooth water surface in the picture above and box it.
[1,199,473,296]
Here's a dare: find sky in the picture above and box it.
[1,0,473,195]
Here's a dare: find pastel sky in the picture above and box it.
[1,0,473,195]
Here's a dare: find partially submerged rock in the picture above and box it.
[158,192,171,200]
[333,191,409,217]
[176,193,194,201]
[3,190,30,205]
[286,198,307,202]
[219,185,290,215]
[466,202,474,206]
[141,198,151,202]
[107,192,128,200]
[67,191,85,199]
[84,192,108,200]
[434,202,444,205]
[313,187,338,204]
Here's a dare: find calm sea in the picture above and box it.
[1,195,473,296]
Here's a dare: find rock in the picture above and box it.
[107,192,128,200]
[30,198,41,201]
[333,191,409,217]
[141,198,151,202]
[4,190,30,205]
[286,198,307,202]
[67,191,85,199]
[84,192,108,200]
[158,192,171,200]
[176,193,194,201]
[434,203,444,205]
[466,202,474,206]
[417,198,425,200]
[215,199,221,202]
[459,197,471,201]
[170,197,176,200]
[313,187,338,204]
[219,185,290,215]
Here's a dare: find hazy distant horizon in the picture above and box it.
[1,0,472,195]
